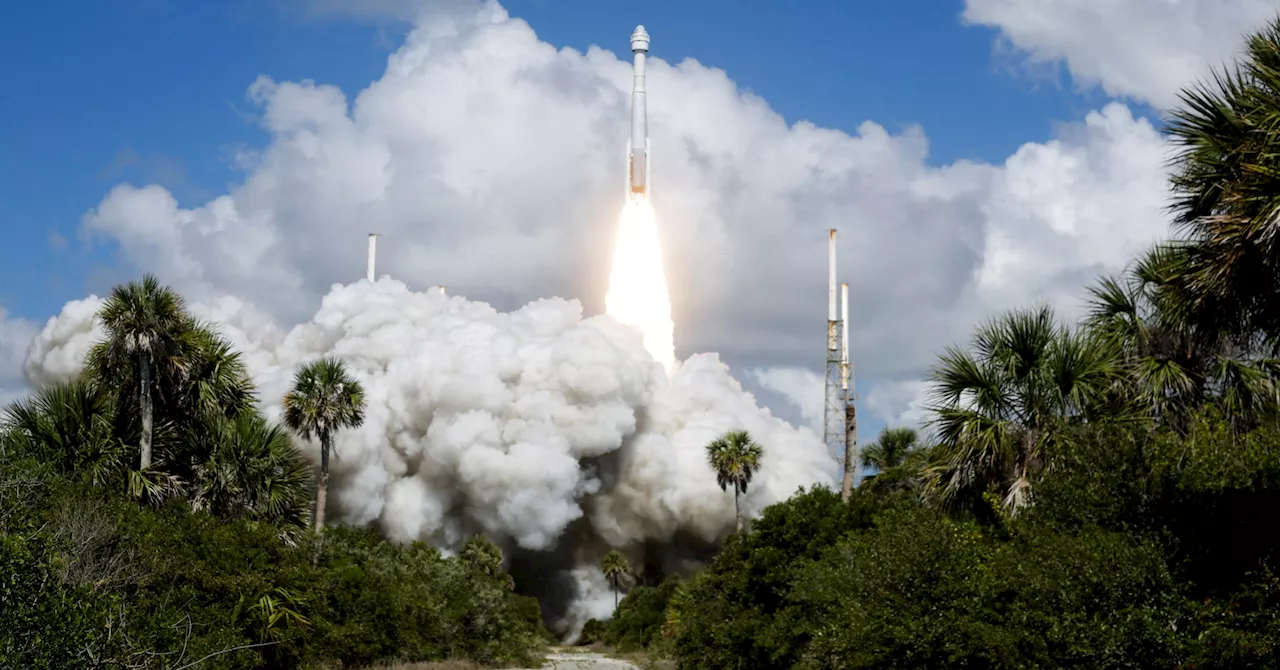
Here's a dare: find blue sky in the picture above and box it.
[0,0,1145,324]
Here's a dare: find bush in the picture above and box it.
[673,486,880,669]
[0,457,543,669]
[604,576,682,651]
[792,504,1184,669]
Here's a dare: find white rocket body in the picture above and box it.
[627,25,651,197]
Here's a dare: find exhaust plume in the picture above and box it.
[23,279,836,635]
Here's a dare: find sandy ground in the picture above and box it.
[513,649,639,669]
[378,647,645,670]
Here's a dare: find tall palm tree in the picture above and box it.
[705,430,764,533]
[860,427,919,472]
[925,306,1118,513]
[601,549,629,609]
[282,357,366,532]
[1166,17,1280,341]
[93,274,187,470]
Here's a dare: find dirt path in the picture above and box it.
[511,648,639,670]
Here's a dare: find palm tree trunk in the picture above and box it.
[1005,429,1038,513]
[315,431,330,532]
[614,577,619,609]
[734,489,742,534]
[139,352,154,470]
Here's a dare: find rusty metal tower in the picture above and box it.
[823,230,847,464]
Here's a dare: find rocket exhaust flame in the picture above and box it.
[606,26,675,373]
[606,195,675,373]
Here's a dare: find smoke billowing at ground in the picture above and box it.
[22,278,837,636]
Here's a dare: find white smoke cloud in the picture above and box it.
[963,0,1280,108]
[750,367,824,434]
[25,279,835,554]
[0,309,39,406]
[862,379,932,433]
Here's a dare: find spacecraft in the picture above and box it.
[627,25,651,197]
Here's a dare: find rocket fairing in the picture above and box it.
[627,25,651,197]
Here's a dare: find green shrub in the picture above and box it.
[604,575,682,651]
[673,486,880,669]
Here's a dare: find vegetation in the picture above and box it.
[705,430,763,533]
[601,549,630,609]
[586,16,1280,669]
[0,279,541,669]
[282,357,367,532]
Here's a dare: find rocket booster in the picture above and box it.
[627,25,651,197]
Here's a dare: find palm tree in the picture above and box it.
[1165,18,1280,341]
[925,306,1118,513]
[1,378,126,484]
[92,274,187,470]
[861,427,919,472]
[1085,245,1278,432]
[190,413,313,542]
[705,430,764,533]
[172,322,257,422]
[601,549,629,609]
[282,357,366,532]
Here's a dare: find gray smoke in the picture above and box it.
[23,278,837,635]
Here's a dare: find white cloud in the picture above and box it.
[77,3,1173,400]
[750,367,825,433]
[963,0,1280,108]
[863,379,932,433]
[0,309,38,406]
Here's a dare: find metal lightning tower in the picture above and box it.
[823,229,847,463]
[841,282,859,500]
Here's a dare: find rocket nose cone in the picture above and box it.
[631,25,650,52]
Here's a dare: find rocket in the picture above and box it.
[627,25,651,197]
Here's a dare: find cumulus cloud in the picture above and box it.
[750,367,824,434]
[76,2,1174,413]
[0,309,39,406]
[863,379,932,433]
[963,0,1280,108]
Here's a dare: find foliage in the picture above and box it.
[1085,245,1279,432]
[281,357,367,447]
[924,305,1119,512]
[859,427,919,471]
[668,414,1280,668]
[602,549,631,609]
[705,430,764,532]
[860,427,928,496]
[673,487,880,669]
[283,356,367,531]
[0,467,542,669]
[793,506,1184,669]
[602,576,682,652]
[1165,17,1280,341]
